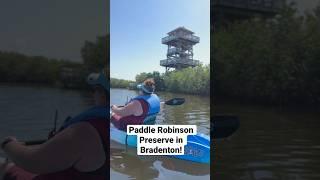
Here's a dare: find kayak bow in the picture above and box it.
[110,109,210,164]
[110,123,210,164]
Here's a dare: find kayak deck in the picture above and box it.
[110,124,210,164]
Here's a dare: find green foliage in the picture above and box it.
[213,4,320,105]
[0,35,108,89]
[134,65,210,95]
[0,51,81,84]
[81,35,108,72]
[110,78,134,89]
[164,65,210,95]
[135,71,165,91]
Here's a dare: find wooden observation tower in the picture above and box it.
[160,27,200,72]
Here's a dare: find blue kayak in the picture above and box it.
[110,123,210,164]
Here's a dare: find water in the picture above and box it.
[0,85,93,156]
[0,86,211,180]
[110,88,211,180]
[213,101,320,180]
[4,86,318,179]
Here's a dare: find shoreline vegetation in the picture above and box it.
[2,4,320,108]
[213,4,320,106]
[110,64,210,96]
[0,35,108,90]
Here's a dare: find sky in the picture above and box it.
[110,0,210,81]
[0,0,107,62]
[0,0,318,68]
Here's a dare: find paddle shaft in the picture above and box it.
[116,97,185,106]
[53,109,58,133]
[25,139,46,145]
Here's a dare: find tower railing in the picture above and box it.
[162,34,200,44]
[167,48,189,55]
[160,58,200,67]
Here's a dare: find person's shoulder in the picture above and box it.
[65,122,100,141]
[128,99,142,106]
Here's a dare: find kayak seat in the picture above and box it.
[143,114,157,125]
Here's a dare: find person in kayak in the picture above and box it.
[111,78,160,131]
[0,71,108,180]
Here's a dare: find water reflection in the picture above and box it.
[213,101,320,180]
[110,144,210,180]
[0,85,92,155]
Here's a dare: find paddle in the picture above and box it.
[25,114,239,145]
[163,98,185,105]
[117,98,185,107]
[47,109,58,139]
[26,110,59,145]
[164,100,240,138]
[25,139,46,145]
[212,115,239,139]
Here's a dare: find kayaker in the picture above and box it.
[111,78,160,131]
[0,71,108,180]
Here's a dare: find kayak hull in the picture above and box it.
[110,124,210,164]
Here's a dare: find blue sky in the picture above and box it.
[110,0,210,81]
[0,0,107,62]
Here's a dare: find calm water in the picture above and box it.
[0,86,211,180]
[2,86,318,179]
[0,85,92,157]
[213,101,320,180]
[110,88,211,180]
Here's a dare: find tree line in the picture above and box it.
[0,35,108,89]
[0,51,79,84]
[110,78,134,89]
[213,4,320,105]
[111,64,210,96]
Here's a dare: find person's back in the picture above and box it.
[111,99,149,131]
[111,78,160,131]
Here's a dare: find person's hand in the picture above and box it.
[48,130,57,139]
[1,136,18,149]
[111,105,117,110]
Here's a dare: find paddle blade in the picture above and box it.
[165,98,185,105]
[212,115,240,139]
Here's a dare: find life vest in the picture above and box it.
[131,94,160,124]
[61,106,107,129]
[131,94,160,115]
[111,94,160,130]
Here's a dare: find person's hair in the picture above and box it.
[143,78,155,93]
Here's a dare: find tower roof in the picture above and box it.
[167,27,194,35]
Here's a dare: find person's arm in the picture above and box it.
[2,123,94,174]
[111,100,143,117]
